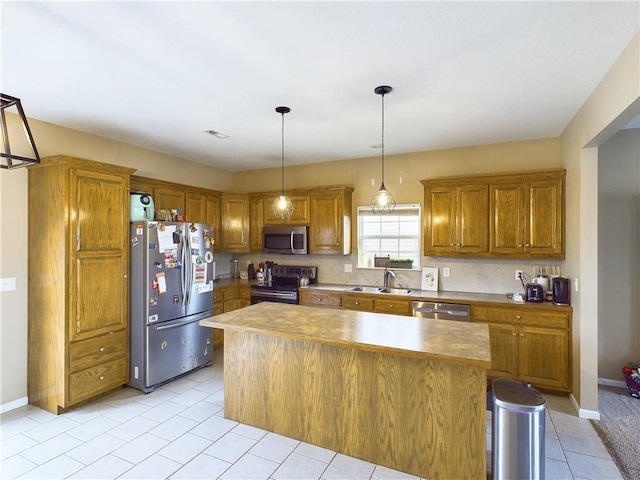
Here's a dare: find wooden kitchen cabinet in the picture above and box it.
[154,186,186,214]
[341,294,375,312]
[249,195,264,252]
[221,193,250,252]
[472,304,571,393]
[489,171,564,258]
[422,170,565,259]
[299,290,343,308]
[212,283,251,347]
[28,155,134,413]
[263,194,311,225]
[374,298,412,316]
[309,186,354,255]
[423,182,488,256]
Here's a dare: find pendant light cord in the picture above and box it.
[381,92,385,185]
[281,111,285,196]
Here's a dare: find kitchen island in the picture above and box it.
[200,302,491,479]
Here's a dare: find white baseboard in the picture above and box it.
[598,377,627,389]
[0,396,28,414]
[570,393,600,420]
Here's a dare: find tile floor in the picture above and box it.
[1,349,623,479]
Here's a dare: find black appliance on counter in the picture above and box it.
[250,265,317,305]
[525,283,544,303]
[552,277,571,305]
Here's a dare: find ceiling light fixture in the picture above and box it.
[370,85,395,213]
[1,93,41,169]
[273,106,294,220]
[203,130,229,139]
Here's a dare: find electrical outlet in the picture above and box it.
[344,264,353,273]
[0,277,16,292]
[573,277,579,292]
[515,270,523,280]
[443,267,450,277]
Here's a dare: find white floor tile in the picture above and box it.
[177,399,218,422]
[0,416,41,441]
[132,387,178,407]
[62,400,116,423]
[65,432,126,465]
[171,452,232,479]
[219,452,279,480]
[67,454,134,479]
[564,451,623,479]
[545,457,574,480]
[250,431,300,463]
[295,442,337,464]
[545,436,566,462]
[117,453,182,479]
[107,415,160,442]
[272,451,329,480]
[190,413,237,441]
[20,433,83,465]
[205,431,259,463]
[159,377,200,394]
[102,399,151,423]
[65,414,121,441]
[372,464,420,480]
[111,432,169,465]
[140,400,187,423]
[232,422,268,441]
[323,453,376,480]
[193,377,225,394]
[558,431,612,459]
[170,388,212,407]
[156,431,212,464]
[0,433,38,460]
[19,454,84,479]
[22,415,79,442]
[148,414,198,441]
[204,389,225,405]
[0,453,38,479]
[23,407,58,424]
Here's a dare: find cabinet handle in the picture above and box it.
[389,305,394,309]
[99,376,105,381]
[512,332,518,336]
[525,244,530,247]
[99,347,105,352]
[123,274,128,279]
[450,243,455,247]
[515,315,521,319]
[519,333,524,337]
[354,302,359,306]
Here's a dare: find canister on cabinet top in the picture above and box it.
[230,258,239,278]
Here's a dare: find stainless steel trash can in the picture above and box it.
[492,378,546,479]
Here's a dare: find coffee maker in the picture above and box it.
[552,277,570,305]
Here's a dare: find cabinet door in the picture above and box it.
[249,197,264,252]
[310,192,343,254]
[485,323,519,379]
[206,195,221,246]
[425,185,456,255]
[264,195,311,225]
[70,169,129,341]
[490,181,526,255]
[457,184,488,253]
[222,196,249,252]
[154,187,186,214]
[186,193,206,223]
[526,178,563,257]
[518,326,569,391]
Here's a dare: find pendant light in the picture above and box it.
[370,85,396,213]
[272,106,294,220]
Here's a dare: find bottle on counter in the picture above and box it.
[248,263,255,280]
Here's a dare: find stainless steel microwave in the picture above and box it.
[263,226,309,255]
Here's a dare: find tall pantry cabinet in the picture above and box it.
[28,155,134,414]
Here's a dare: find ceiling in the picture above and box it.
[2,1,638,172]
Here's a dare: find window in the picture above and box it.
[357,204,421,268]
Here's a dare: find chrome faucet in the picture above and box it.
[383,268,396,288]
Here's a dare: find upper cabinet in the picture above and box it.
[221,193,250,252]
[310,187,353,255]
[249,195,264,252]
[422,170,565,259]
[424,183,488,256]
[263,194,311,225]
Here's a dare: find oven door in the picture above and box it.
[250,288,298,305]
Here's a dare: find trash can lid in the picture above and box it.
[492,378,545,411]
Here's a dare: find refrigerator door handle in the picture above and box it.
[185,229,193,305]
[155,317,201,331]
[290,231,294,253]
[180,229,188,306]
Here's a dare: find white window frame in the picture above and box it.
[356,203,421,268]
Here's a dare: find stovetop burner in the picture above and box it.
[252,265,318,290]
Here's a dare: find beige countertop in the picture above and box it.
[200,302,491,369]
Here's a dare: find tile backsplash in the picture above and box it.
[215,251,561,296]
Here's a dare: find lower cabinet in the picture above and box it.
[304,291,412,316]
[472,305,571,393]
[213,283,250,347]
[299,290,343,308]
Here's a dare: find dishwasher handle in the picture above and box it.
[412,301,470,321]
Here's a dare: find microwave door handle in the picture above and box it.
[290,231,294,253]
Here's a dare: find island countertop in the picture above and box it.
[200,302,490,369]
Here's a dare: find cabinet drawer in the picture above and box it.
[69,330,127,371]
[68,356,128,405]
[374,299,411,316]
[238,286,250,299]
[213,302,223,315]
[472,306,569,329]
[342,295,374,312]
[300,291,342,308]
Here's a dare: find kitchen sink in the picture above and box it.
[347,286,382,293]
[347,286,415,295]
[377,287,415,295]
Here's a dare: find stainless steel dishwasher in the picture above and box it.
[412,301,470,321]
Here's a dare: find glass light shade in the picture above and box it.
[370,184,396,214]
[272,194,294,220]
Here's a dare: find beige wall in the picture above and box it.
[598,128,639,380]
[559,32,639,413]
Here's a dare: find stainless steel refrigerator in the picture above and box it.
[128,221,215,392]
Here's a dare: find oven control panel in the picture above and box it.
[272,265,317,282]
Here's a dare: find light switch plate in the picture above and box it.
[344,264,353,273]
[0,277,16,292]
